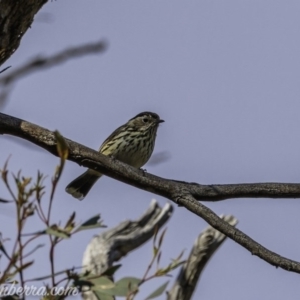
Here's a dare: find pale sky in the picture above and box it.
[1,1,300,299]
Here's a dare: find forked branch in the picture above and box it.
[1,112,300,273]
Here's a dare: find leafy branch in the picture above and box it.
[0,132,105,297]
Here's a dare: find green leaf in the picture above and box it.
[46,226,70,239]
[93,290,114,300]
[64,211,76,232]
[92,277,141,297]
[21,230,47,237]
[156,251,162,265]
[17,261,34,272]
[0,241,10,259]
[155,268,169,276]
[174,249,185,262]
[110,277,141,296]
[153,225,159,247]
[101,264,121,277]
[5,279,18,284]
[90,277,115,292]
[54,130,69,160]
[74,273,116,292]
[74,279,94,288]
[170,260,186,270]
[6,261,34,279]
[74,214,106,233]
[153,246,159,257]
[145,281,169,300]
[1,158,10,183]
[158,228,167,249]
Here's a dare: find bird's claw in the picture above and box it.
[140,168,147,176]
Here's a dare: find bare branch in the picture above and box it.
[82,200,173,300]
[0,66,11,74]
[167,215,238,300]
[177,194,300,273]
[0,40,107,107]
[0,40,107,86]
[1,112,300,273]
[1,112,300,202]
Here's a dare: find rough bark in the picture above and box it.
[1,112,300,274]
[0,0,48,67]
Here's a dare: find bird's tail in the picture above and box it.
[65,170,101,200]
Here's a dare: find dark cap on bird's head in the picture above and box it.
[131,111,164,123]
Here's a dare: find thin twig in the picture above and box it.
[0,40,107,107]
[0,40,107,86]
[0,66,11,74]
[35,202,47,224]
[22,244,44,259]
[49,238,56,286]
[16,206,25,290]
[22,236,41,250]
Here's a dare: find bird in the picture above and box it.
[65,111,164,200]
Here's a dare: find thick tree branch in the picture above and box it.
[1,112,300,201]
[1,112,300,273]
[82,200,173,300]
[0,0,48,66]
[167,215,238,300]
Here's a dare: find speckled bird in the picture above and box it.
[65,111,164,200]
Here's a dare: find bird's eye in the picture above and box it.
[143,117,149,123]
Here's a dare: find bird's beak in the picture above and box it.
[158,119,165,124]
